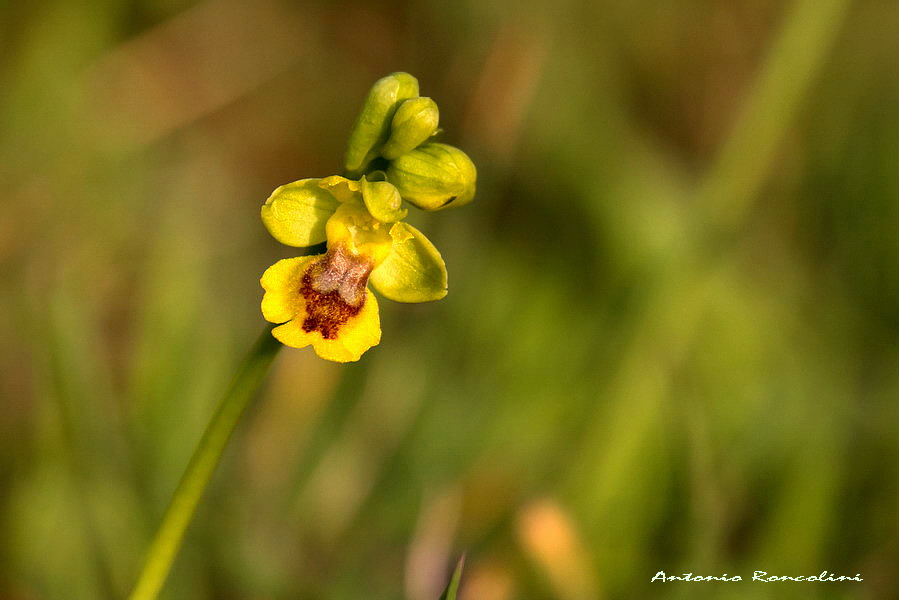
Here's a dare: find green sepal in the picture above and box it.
[344,72,419,177]
[381,97,440,160]
[361,176,408,223]
[261,179,339,247]
[386,143,476,211]
[370,222,448,302]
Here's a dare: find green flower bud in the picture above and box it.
[386,143,476,211]
[380,97,439,160]
[360,176,408,223]
[344,72,419,178]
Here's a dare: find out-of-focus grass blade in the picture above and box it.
[438,555,465,600]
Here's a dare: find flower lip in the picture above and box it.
[301,247,373,339]
[308,246,373,306]
[260,255,381,362]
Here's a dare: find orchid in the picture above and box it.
[259,72,476,362]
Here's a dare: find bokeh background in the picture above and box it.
[2,0,898,598]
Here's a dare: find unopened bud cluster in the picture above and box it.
[343,72,476,213]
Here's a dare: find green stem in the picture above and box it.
[129,325,282,600]
[697,0,852,233]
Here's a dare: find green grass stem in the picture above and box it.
[697,0,852,233]
[128,325,281,600]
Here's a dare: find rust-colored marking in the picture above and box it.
[299,248,371,340]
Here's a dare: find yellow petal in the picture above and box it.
[370,222,448,302]
[272,288,381,363]
[260,256,318,323]
[261,253,382,362]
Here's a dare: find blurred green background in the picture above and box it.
[2,0,898,598]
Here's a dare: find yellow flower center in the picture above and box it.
[287,197,396,341]
[325,198,393,267]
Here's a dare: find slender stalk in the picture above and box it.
[697,0,852,233]
[129,325,282,600]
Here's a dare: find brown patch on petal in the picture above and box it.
[299,247,372,340]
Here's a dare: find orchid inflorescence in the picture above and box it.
[260,73,476,362]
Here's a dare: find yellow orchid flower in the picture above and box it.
[260,177,448,362]
[130,74,475,600]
